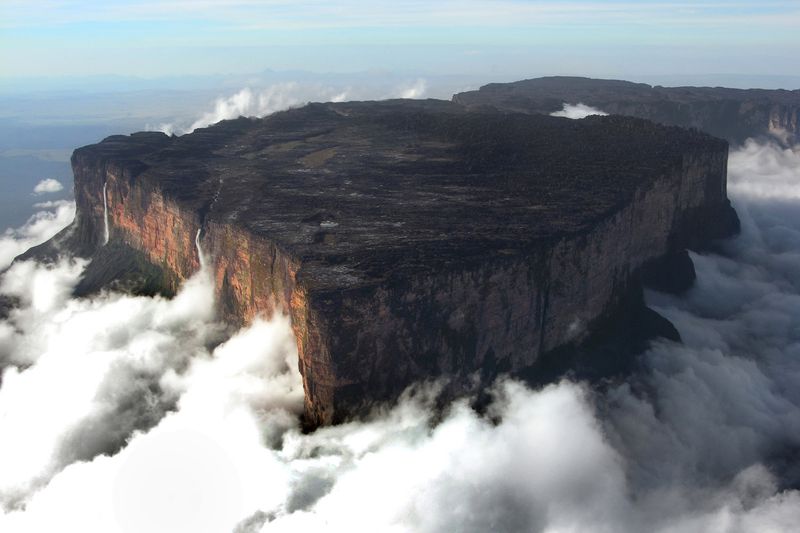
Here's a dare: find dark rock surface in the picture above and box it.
[71,100,731,287]
[641,249,697,294]
[33,98,739,426]
[454,76,800,145]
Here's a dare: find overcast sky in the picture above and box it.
[1,1,799,82]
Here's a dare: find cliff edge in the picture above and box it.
[32,99,738,426]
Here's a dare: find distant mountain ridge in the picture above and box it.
[453,76,800,145]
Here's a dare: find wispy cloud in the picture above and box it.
[3,1,798,79]
[152,78,429,135]
[4,1,800,30]
[0,200,74,270]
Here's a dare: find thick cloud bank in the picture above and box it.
[0,261,302,532]
[156,79,430,135]
[550,102,608,119]
[0,140,798,532]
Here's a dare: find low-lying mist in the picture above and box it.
[0,140,798,532]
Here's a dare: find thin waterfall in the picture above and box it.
[195,228,206,271]
[102,181,110,245]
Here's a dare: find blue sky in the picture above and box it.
[1,1,798,80]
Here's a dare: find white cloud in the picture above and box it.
[156,83,338,135]
[399,78,427,99]
[32,200,66,209]
[0,259,221,504]
[550,102,609,119]
[0,200,75,270]
[32,178,64,194]
[0,258,301,531]
[155,79,429,135]
[728,139,800,200]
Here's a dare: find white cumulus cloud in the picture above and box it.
[32,179,64,194]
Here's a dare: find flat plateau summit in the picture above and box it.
[34,86,743,426]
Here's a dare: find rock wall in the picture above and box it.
[596,100,800,146]
[67,141,736,426]
[769,106,800,142]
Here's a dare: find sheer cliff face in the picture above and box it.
[292,151,733,424]
[62,101,737,426]
[453,76,800,145]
